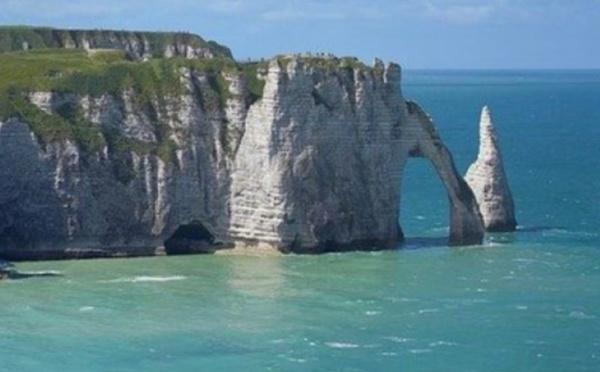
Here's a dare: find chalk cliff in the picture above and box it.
[0,26,232,59]
[0,28,485,259]
[465,106,517,231]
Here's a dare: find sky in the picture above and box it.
[1,0,599,69]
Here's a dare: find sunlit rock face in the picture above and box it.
[229,58,484,251]
[465,106,517,232]
[0,27,232,60]
[0,48,486,259]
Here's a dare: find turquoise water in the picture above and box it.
[2,70,599,371]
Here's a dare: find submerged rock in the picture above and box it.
[0,260,14,279]
[465,106,517,232]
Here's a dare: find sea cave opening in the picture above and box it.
[164,221,216,255]
[401,159,449,247]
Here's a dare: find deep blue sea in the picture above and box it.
[1,70,599,371]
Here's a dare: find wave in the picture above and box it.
[383,336,412,343]
[568,311,596,320]
[325,342,360,349]
[418,308,440,314]
[5,270,62,280]
[429,341,457,347]
[518,226,598,238]
[409,349,432,354]
[102,275,186,283]
[18,270,62,275]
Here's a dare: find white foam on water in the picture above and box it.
[397,297,419,303]
[286,357,307,363]
[19,270,62,275]
[383,336,412,343]
[418,308,440,314]
[429,341,457,347]
[525,340,547,345]
[409,349,432,354]
[569,311,596,319]
[325,342,360,349]
[102,275,186,283]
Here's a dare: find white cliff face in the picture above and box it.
[0,27,232,60]
[229,58,484,251]
[0,56,485,259]
[465,106,517,232]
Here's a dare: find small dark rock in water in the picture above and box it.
[0,260,14,279]
[0,260,62,280]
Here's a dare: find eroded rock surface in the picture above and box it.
[0,50,486,259]
[465,106,517,231]
[0,27,232,60]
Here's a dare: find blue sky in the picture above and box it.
[1,0,599,69]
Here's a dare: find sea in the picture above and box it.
[1,70,599,371]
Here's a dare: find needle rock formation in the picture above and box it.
[465,106,517,232]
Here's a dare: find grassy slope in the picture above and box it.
[0,47,374,178]
[0,49,267,171]
[0,26,233,59]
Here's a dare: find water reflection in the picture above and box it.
[226,256,286,299]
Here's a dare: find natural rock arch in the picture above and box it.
[404,102,484,245]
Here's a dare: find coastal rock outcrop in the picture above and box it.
[0,29,486,259]
[465,106,517,231]
[0,26,232,60]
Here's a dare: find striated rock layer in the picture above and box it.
[0,38,485,259]
[465,106,517,231]
[0,26,232,59]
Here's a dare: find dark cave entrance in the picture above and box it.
[164,221,216,255]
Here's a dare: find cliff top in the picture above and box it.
[0,25,232,59]
[0,27,399,160]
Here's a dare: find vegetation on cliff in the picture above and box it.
[0,47,267,165]
[0,29,383,175]
[0,26,232,58]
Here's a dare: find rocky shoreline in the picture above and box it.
[0,27,516,261]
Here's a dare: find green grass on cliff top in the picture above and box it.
[0,25,233,58]
[0,48,374,169]
[0,49,260,173]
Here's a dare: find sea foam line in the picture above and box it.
[325,342,360,349]
[101,275,186,283]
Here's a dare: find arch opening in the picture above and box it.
[400,158,449,247]
[164,221,216,255]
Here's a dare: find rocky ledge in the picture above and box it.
[0,28,495,260]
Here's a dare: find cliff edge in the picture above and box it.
[0,26,232,60]
[0,29,485,259]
